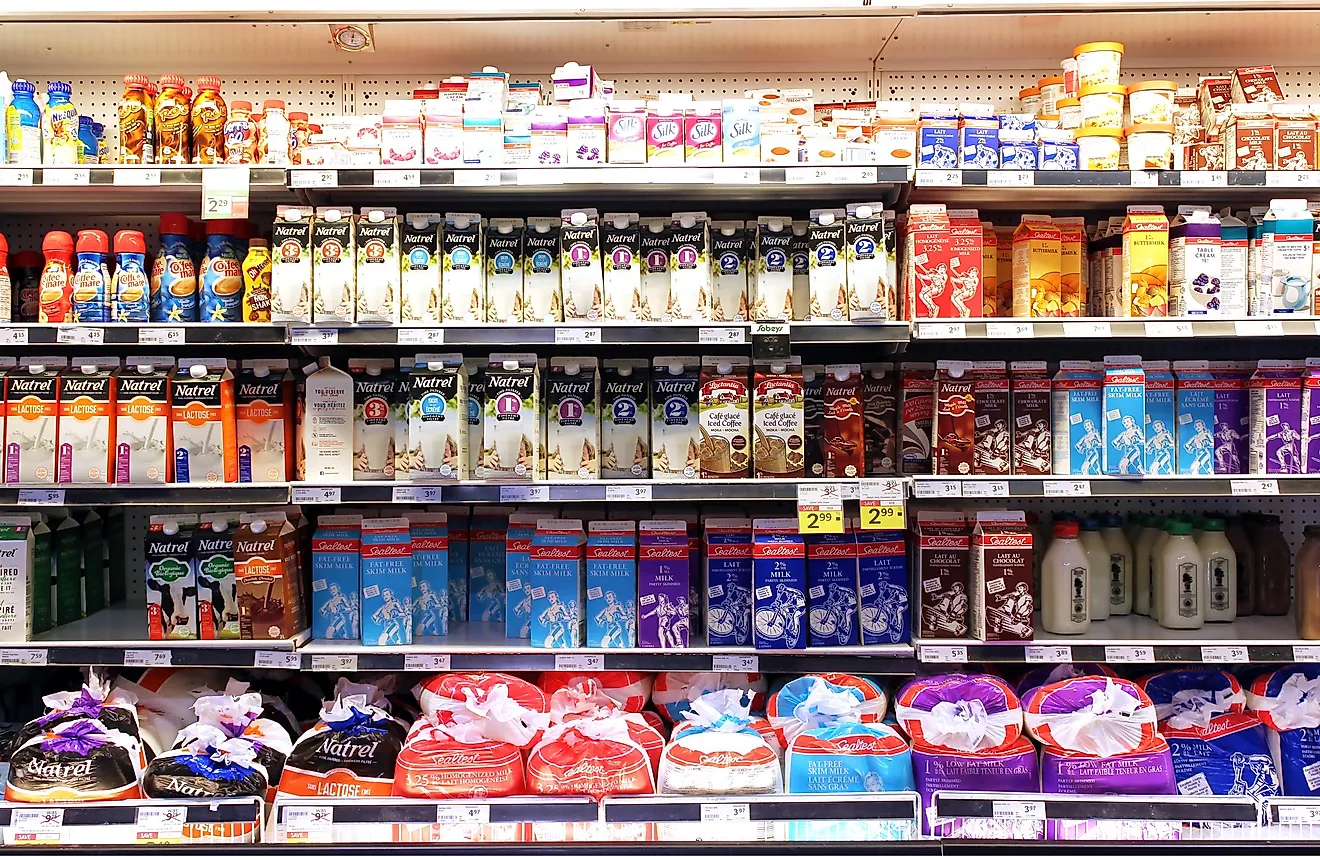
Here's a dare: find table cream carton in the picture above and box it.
[809,208,848,320]
[602,358,650,479]
[355,207,400,324]
[400,213,443,324]
[115,357,172,484]
[587,520,637,648]
[668,212,710,321]
[348,358,400,481]
[483,353,540,481]
[602,212,642,321]
[522,217,563,322]
[409,512,449,638]
[271,205,313,323]
[236,359,292,483]
[442,212,484,322]
[505,512,538,639]
[546,357,600,480]
[846,202,893,321]
[652,356,701,480]
[710,220,749,322]
[640,218,671,322]
[0,516,34,641]
[407,353,468,481]
[312,207,355,324]
[57,357,117,485]
[6,358,66,484]
[529,519,586,648]
[754,216,794,321]
[360,517,413,646]
[172,359,237,484]
[301,357,353,482]
[560,208,603,321]
[485,217,525,324]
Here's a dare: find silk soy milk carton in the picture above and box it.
[6,358,66,484]
[846,203,893,320]
[668,212,710,321]
[652,356,701,480]
[57,357,117,484]
[482,354,540,481]
[400,213,442,324]
[312,207,355,323]
[485,218,525,324]
[349,358,399,480]
[355,207,400,324]
[407,354,467,481]
[640,218,671,321]
[601,359,649,480]
[808,208,847,320]
[235,359,292,483]
[301,357,353,482]
[522,217,563,322]
[601,212,641,321]
[560,208,603,320]
[586,521,637,648]
[172,358,237,484]
[709,220,749,322]
[115,357,172,484]
[546,357,600,480]
[754,216,794,321]
[442,212,484,321]
[271,206,312,322]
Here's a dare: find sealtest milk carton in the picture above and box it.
[1212,361,1252,474]
[468,507,511,622]
[505,512,539,639]
[855,525,909,645]
[1144,360,1176,476]
[638,520,689,648]
[1051,361,1103,476]
[173,359,237,484]
[58,357,118,484]
[115,358,172,484]
[7,358,66,484]
[1249,359,1304,475]
[311,515,361,640]
[0,517,34,642]
[194,515,239,640]
[360,517,413,647]
[703,518,753,647]
[805,525,859,647]
[1303,359,1320,474]
[146,514,198,640]
[586,520,636,648]
[409,512,449,638]
[440,505,470,622]
[1102,356,1146,476]
[752,518,807,650]
[407,354,468,481]
[1260,198,1313,315]
[528,519,586,649]
[1174,361,1217,476]
[236,359,293,483]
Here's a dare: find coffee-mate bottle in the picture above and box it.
[242,238,272,322]
[1079,517,1110,620]
[1200,517,1237,623]
[1158,519,1204,630]
[200,219,243,323]
[72,230,110,322]
[0,233,10,323]
[1100,514,1134,616]
[1042,519,1090,635]
[1295,525,1320,639]
[110,230,150,322]
[38,230,74,323]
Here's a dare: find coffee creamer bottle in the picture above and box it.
[152,213,197,322]
[72,229,110,322]
[111,230,150,322]
[200,219,244,323]
[38,230,74,323]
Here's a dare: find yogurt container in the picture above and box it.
[1061,57,1079,97]
[1126,123,1174,171]
[1019,86,1042,117]
[1079,84,1126,130]
[1128,81,1177,126]
[1039,76,1067,116]
[1074,126,1123,170]
[1074,41,1125,89]
[1057,98,1082,130]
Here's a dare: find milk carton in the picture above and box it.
[560,208,603,321]
[523,217,562,322]
[805,526,859,647]
[0,517,34,642]
[1143,360,1176,476]
[236,359,292,484]
[969,511,1033,642]
[409,512,449,638]
[1218,208,1249,316]
[668,212,710,321]
[53,516,80,627]
[173,359,237,484]
[698,356,751,480]
[808,208,847,320]
[1102,356,1146,476]
[360,517,412,646]
[1212,360,1252,474]
[194,514,239,640]
[651,357,701,480]
[441,212,484,322]
[710,220,749,322]
[845,203,892,321]
[1121,205,1169,317]
[355,207,400,324]
[468,507,511,622]
[311,514,362,640]
[400,213,442,324]
[586,520,636,648]
[529,519,586,649]
[1249,359,1304,474]
[1303,359,1320,474]
[483,354,540,481]
[638,218,671,322]
[1050,360,1103,475]
[271,206,313,323]
[504,512,538,639]
[721,99,760,162]
[791,221,810,320]
[81,509,104,617]
[236,512,306,640]
[344,358,398,481]
[752,518,807,651]
[607,101,646,164]
[311,207,355,323]
[1173,361,1217,475]
[146,514,198,640]
[1169,206,1223,315]
[602,212,641,321]
[6,358,66,484]
[58,357,117,484]
[545,357,599,480]
[29,516,51,634]
[443,505,470,622]
[301,358,353,482]
[639,520,689,648]
[855,526,909,645]
[703,518,753,646]
[601,359,649,479]
[567,100,606,165]
[485,217,524,324]
[1262,198,1314,314]
[465,359,486,478]
[408,354,467,481]
[754,216,794,321]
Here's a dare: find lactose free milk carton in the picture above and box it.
[505,512,538,639]
[1102,356,1146,476]
[0,517,34,642]
[172,359,237,484]
[408,354,467,481]
[311,514,361,640]
[805,526,859,647]
[6,358,66,484]
[1051,361,1103,476]
[360,517,412,646]
[703,518,753,647]
[236,359,292,483]
[409,512,449,638]
[58,357,117,484]
[752,518,807,651]
[855,525,909,645]
[586,520,636,649]
[528,519,586,649]
[638,520,689,648]
[601,359,649,479]
[1144,360,1176,476]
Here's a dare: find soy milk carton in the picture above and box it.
[601,359,649,479]
[409,513,449,638]
[638,520,689,648]
[482,354,540,481]
[311,207,355,323]
[58,357,117,484]
[1102,356,1146,476]
[529,520,586,649]
[6,358,66,484]
[115,357,172,484]
[485,217,524,324]
[505,512,538,639]
[703,518,753,646]
[586,520,636,649]
[546,357,599,480]
[407,354,467,481]
[311,514,361,640]
[355,207,400,324]
[400,213,442,324]
[172,359,237,484]
[360,517,412,646]
[752,518,807,650]
[235,359,292,483]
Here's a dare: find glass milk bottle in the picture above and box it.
[1101,514,1134,616]
[1133,514,1159,616]
[1079,517,1111,620]
[1227,516,1256,616]
[1159,519,1204,630]
[1151,517,1174,622]
[1255,514,1292,616]
[1295,525,1320,639]
[1042,520,1091,636]
[1200,517,1237,623]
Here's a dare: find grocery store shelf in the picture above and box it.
[931,792,1260,824]
[0,166,288,215]
[0,322,289,346]
[0,483,292,506]
[910,475,1306,498]
[0,797,263,846]
[603,793,920,824]
[312,321,908,347]
[912,318,1320,341]
[304,478,872,505]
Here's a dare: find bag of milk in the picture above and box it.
[417,671,548,727]
[17,670,146,753]
[780,679,913,794]
[1247,664,1320,796]
[183,691,293,794]
[527,717,656,799]
[652,671,767,723]
[279,686,408,798]
[539,670,653,713]
[546,676,664,774]
[896,674,1024,752]
[1141,669,1280,798]
[766,673,887,746]
[7,718,145,802]
[1016,663,1116,706]
[657,689,783,795]
[143,722,271,799]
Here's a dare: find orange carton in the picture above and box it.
[947,208,984,319]
[172,358,238,484]
[1056,217,1087,317]
[1121,205,1170,317]
[994,227,1014,316]
[58,357,118,484]
[980,222,998,317]
[904,204,951,319]
[1012,215,1062,318]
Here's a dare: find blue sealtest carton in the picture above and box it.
[958,105,999,170]
[360,517,413,646]
[1039,129,1079,171]
[440,506,470,622]
[1051,360,1104,475]
[703,517,753,647]
[855,525,909,645]
[1144,360,1176,475]
[528,520,586,649]
[998,113,1036,133]
[752,518,807,651]
[409,513,449,638]
[586,520,637,649]
[505,513,538,639]
[1103,355,1146,476]
[311,515,362,641]
[918,104,958,169]
[468,507,511,622]
[1174,361,1217,475]
[806,526,859,647]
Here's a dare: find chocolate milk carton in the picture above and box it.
[821,363,864,478]
[483,354,540,481]
[933,361,976,476]
[601,359,649,479]
[1102,355,1146,476]
[529,520,586,649]
[806,525,859,647]
[311,514,361,640]
[855,525,909,645]
[6,358,66,484]
[862,363,898,476]
[546,357,600,480]
[0,517,34,642]
[970,511,1033,642]
[360,517,413,646]
[236,359,292,483]
[752,518,807,650]
[172,359,237,484]
[409,512,449,638]
[1144,360,1176,476]
[271,205,313,323]
[408,354,467,481]
[651,356,700,480]
[194,514,240,640]
[698,356,751,480]
[1051,360,1103,476]
[638,520,689,648]
[1250,359,1304,474]
[704,517,753,647]
[586,520,636,648]
[505,512,538,639]
[58,357,117,484]
[900,362,935,474]
[235,512,304,640]
[146,513,198,640]
[915,511,969,640]
[1010,361,1051,475]
[972,361,1010,476]
[803,364,826,478]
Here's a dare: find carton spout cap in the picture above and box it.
[497,221,513,235]
[667,362,683,376]
[856,205,874,219]
[502,360,519,370]
[869,366,887,379]
[249,519,268,534]
[323,208,342,222]
[366,365,381,376]
[563,361,581,376]
[282,209,303,222]
[368,208,386,223]
[80,364,96,375]
[409,216,430,230]
[189,363,208,378]
[211,519,229,533]
[647,220,664,233]
[253,364,270,377]
[768,219,784,232]
[136,363,153,374]
[426,361,444,371]
[162,520,180,536]
[717,360,733,374]
[616,365,633,377]
[834,368,850,381]
[28,365,44,375]
[817,211,836,226]
[719,225,736,236]
[533,221,551,234]
[453,215,471,229]
[679,215,695,229]
[570,211,588,227]
[771,362,787,373]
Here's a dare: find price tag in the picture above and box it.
[713,167,760,185]
[0,328,29,345]
[135,806,186,842]
[282,806,334,843]
[1025,645,1072,663]
[435,804,490,824]
[555,653,604,671]
[1293,646,1320,662]
[961,481,1008,498]
[1129,170,1159,186]
[397,328,445,345]
[712,654,758,673]
[797,483,845,534]
[1144,320,1193,337]
[43,168,90,186]
[605,484,652,501]
[0,168,34,186]
[253,650,300,669]
[56,325,104,344]
[699,326,747,344]
[0,648,47,666]
[393,485,443,503]
[516,170,565,186]
[1201,645,1248,663]
[992,801,1046,820]
[1181,170,1227,187]
[1234,319,1285,336]
[1043,480,1091,497]
[113,168,161,186]
[499,485,550,503]
[201,165,250,219]
[290,326,339,345]
[1277,805,1320,825]
[289,169,337,188]
[1267,171,1320,187]
[787,166,838,184]
[309,654,358,672]
[915,169,962,187]
[138,327,184,345]
[918,322,966,339]
[920,645,968,664]
[701,803,750,823]
[913,479,962,498]
[1064,320,1112,337]
[1231,479,1278,496]
[292,486,341,504]
[404,653,452,671]
[860,479,905,501]
[859,501,905,531]
[986,321,1033,338]
[454,169,500,187]
[373,169,421,187]
[554,327,602,344]
[987,170,1034,187]
[1105,645,1155,663]
[124,649,172,667]
[11,807,64,843]
[17,489,65,506]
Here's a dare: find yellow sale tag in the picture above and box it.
[797,506,844,534]
[860,500,905,530]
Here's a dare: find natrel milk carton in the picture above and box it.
[668,212,710,321]
[560,208,603,321]
[485,217,525,325]
[235,512,305,640]
[115,357,172,484]
[194,514,239,640]
[6,358,66,484]
[236,359,292,483]
[146,513,198,640]
[172,359,237,484]
[523,217,563,323]
[58,357,117,484]
[586,520,636,649]
[311,514,361,640]
[360,517,413,646]
[505,512,538,639]
[311,206,355,324]
[638,520,689,648]
[545,357,600,480]
[651,356,700,481]
[602,212,642,321]
[805,525,859,647]
[703,518,753,647]
[601,358,649,480]
[528,519,587,649]
[752,517,807,650]
[400,213,442,324]
[271,206,313,323]
[483,354,540,481]
[347,358,399,481]
[855,525,909,645]
[409,512,449,638]
[442,212,484,322]
[0,517,34,642]
[407,353,467,481]
[355,207,400,324]
[754,216,794,321]
[301,358,353,482]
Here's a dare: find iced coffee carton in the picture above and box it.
[348,358,400,481]
[602,212,641,321]
[639,218,671,322]
[915,510,969,640]
[639,519,689,649]
[236,359,293,484]
[271,205,313,323]
[651,356,701,480]
[862,363,898,476]
[703,518,753,647]
[668,211,710,321]
[146,513,198,640]
[311,206,356,323]
[356,206,400,324]
[753,216,794,321]
[410,512,449,638]
[360,517,413,646]
[528,519,586,649]
[808,208,847,320]
[546,357,599,480]
[698,356,751,480]
[601,359,649,479]
[115,358,172,484]
[560,208,603,321]
[311,514,361,640]
[172,359,237,484]
[846,202,893,321]
[6,358,66,484]
[805,524,859,647]
[0,517,34,642]
[709,220,749,322]
[58,357,117,484]
[407,353,467,481]
[821,363,864,479]
[195,514,240,640]
[301,357,352,483]
[523,217,563,322]
[482,354,540,481]
[969,511,1033,642]
[441,212,484,321]
[586,520,637,649]
[485,217,525,324]
[400,212,442,324]
[1102,355,1146,476]
[933,361,976,476]
[751,518,807,650]
[752,358,804,479]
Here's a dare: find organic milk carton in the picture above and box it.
[754,216,794,321]
[1051,361,1103,476]
[1262,198,1314,314]
[441,505,470,622]
[651,356,700,480]
[586,520,636,649]
[601,359,649,479]
[172,359,237,484]
[808,208,847,320]
[523,217,563,322]
[505,512,538,639]
[146,514,198,640]
[639,520,689,648]
[407,354,467,481]
[639,218,671,322]
[752,518,807,651]
[6,358,66,484]
[846,203,893,321]
[28,515,51,635]
[1142,360,1176,476]
[805,525,859,647]
[442,212,484,321]
[271,205,313,323]
[485,217,525,324]
[668,212,710,321]
[194,514,239,640]
[360,517,412,646]
[1249,359,1304,474]
[301,358,353,482]
[1169,206,1223,315]
[0,517,34,642]
[347,358,399,481]
[409,512,449,638]
[1102,356,1146,476]
[311,514,361,640]
[528,520,586,649]
[560,208,603,321]
[235,359,292,484]
[855,525,909,645]
[58,357,117,484]
[400,213,442,324]
[602,212,641,321]
[482,354,540,481]
[545,357,600,480]
[709,220,749,322]
[468,507,511,622]
[312,207,355,323]
[703,518,753,646]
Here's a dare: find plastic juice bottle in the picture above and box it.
[200,219,244,323]
[38,231,75,323]
[151,213,198,323]
[155,74,190,165]
[6,80,41,165]
[72,229,110,322]
[223,100,258,164]
[191,76,227,164]
[118,74,151,164]
[77,115,97,165]
[242,238,272,322]
[43,82,81,165]
[111,230,150,322]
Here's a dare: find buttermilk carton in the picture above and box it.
[407,354,467,481]
[236,359,293,483]
[58,357,118,484]
[1051,360,1103,476]
[468,507,511,622]
[601,359,649,479]
[505,512,539,639]
[1102,355,1146,476]
[528,519,586,649]
[545,357,600,480]
[115,357,172,484]
[409,512,449,638]
[0,516,34,642]
[348,358,399,481]
[586,520,637,649]
[1143,360,1176,476]
[703,518,753,646]
[6,358,66,484]
[172,359,237,484]
[360,517,413,646]
[311,514,361,640]
[146,513,198,640]
[805,525,859,647]
[194,514,240,640]
[638,520,689,648]
[752,517,807,650]
[651,356,700,480]
[855,525,909,645]
[235,512,305,640]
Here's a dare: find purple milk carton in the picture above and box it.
[805,525,858,647]
[752,518,807,651]
[1210,361,1251,474]
[1304,358,1320,473]
[1250,359,1304,474]
[704,517,753,647]
[638,520,689,648]
[855,525,909,645]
